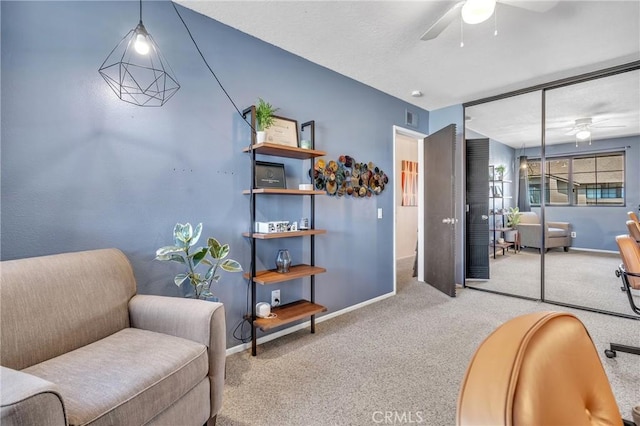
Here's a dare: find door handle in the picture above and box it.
[442,218,452,224]
[481,215,489,220]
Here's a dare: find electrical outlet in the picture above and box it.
[571,232,576,238]
[271,289,280,307]
[377,208,383,219]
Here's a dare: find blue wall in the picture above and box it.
[0,1,429,347]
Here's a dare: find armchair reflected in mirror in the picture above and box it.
[517,211,571,253]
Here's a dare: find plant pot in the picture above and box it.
[504,229,518,242]
[256,131,266,143]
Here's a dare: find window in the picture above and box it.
[527,152,625,206]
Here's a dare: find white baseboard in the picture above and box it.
[225,291,396,356]
[570,247,618,255]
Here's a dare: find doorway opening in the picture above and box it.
[393,126,427,295]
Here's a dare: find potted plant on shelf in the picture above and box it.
[155,222,242,301]
[495,164,506,181]
[505,207,521,242]
[255,98,278,143]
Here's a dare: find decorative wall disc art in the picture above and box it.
[311,155,388,198]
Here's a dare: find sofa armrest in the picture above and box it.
[547,221,570,231]
[0,366,66,426]
[128,295,225,417]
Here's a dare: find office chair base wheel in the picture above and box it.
[604,349,616,358]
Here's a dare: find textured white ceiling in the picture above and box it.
[466,69,640,148]
[177,0,640,111]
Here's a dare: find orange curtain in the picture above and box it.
[401,160,418,206]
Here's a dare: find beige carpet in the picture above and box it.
[467,248,640,315]
[218,258,640,425]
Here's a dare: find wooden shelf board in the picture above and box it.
[244,264,327,284]
[243,188,325,195]
[243,143,326,159]
[243,229,327,239]
[254,300,327,331]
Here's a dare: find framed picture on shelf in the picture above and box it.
[492,185,503,198]
[254,161,286,189]
[264,116,299,147]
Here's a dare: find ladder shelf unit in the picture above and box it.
[242,106,327,356]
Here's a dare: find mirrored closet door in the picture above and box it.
[464,63,640,318]
[465,91,542,300]
[543,69,640,316]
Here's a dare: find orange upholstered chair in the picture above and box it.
[614,235,640,316]
[457,311,623,426]
[603,236,640,365]
[626,220,640,243]
[628,211,639,223]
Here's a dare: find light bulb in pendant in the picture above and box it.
[134,33,149,55]
[133,22,150,55]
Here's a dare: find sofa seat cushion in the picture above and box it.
[548,227,568,238]
[23,328,208,426]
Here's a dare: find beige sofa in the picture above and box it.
[517,211,571,252]
[0,248,225,426]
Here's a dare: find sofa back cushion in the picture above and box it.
[519,212,540,224]
[1,248,136,370]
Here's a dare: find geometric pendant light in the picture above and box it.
[99,0,180,107]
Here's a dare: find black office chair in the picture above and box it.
[605,235,640,358]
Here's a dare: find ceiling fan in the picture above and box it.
[554,117,625,146]
[420,0,558,41]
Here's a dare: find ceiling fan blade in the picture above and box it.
[593,125,626,129]
[498,0,558,13]
[546,124,573,130]
[420,1,465,41]
[565,129,579,136]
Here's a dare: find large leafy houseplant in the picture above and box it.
[506,206,522,227]
[155,223,242,300]
[505,207,521,243]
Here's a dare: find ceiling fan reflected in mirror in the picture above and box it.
[420,0,558,41]
[559,117,626,146]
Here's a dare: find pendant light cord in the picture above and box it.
[171,2,256,134]
[139,0,143,24]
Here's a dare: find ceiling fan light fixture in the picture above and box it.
[461,0,496,25]
[576,129,591,140]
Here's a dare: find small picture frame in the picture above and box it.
[264,116,299,147]
[492,185,503,198]
[254,161,286,189]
